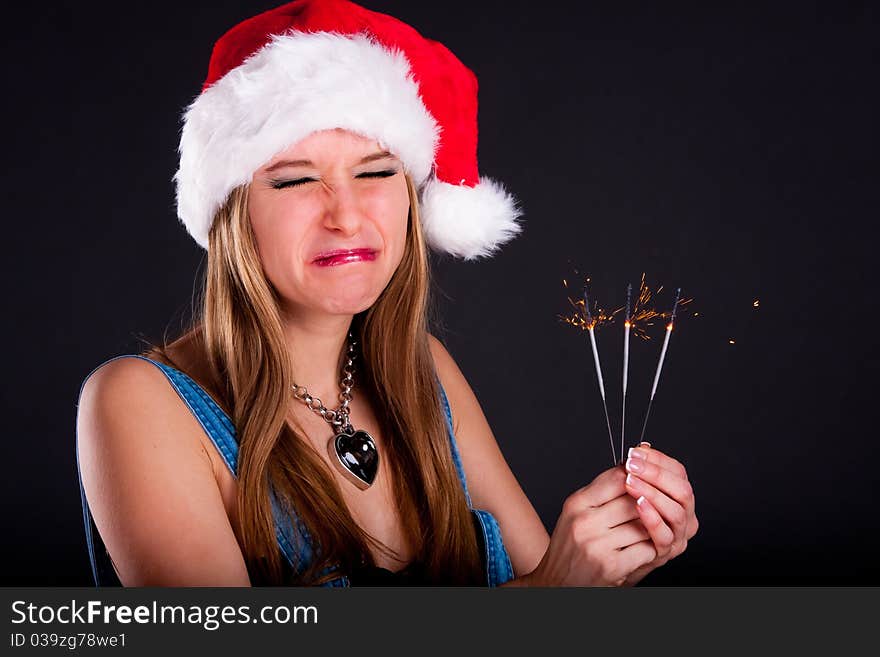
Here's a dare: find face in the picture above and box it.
[248,128,410,320]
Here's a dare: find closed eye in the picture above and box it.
[271,177,316,190]
[357,169,398,180]
[271,169,398,190]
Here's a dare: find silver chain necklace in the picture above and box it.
[290,332,379,490]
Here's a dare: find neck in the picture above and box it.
[281,310,355,405]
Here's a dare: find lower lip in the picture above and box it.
[313,251,378,267]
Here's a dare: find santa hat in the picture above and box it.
[174,0,523,260]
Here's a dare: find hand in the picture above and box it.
[620,443,699,586]
[526,466,658,586]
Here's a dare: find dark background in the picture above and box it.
[3,1,876,584]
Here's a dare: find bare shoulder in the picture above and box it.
[76,356,250,585]
[427,334,549,577]
[79,356,180,412]
[425,334,512,495]
[77,356,211,466]
[426,334,465,418]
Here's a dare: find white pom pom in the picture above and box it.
[419,177,524,260]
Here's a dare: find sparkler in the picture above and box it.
[637,287,682,446]
[628,273,665,340]
[621,283,632,465]
[583,285,618,465]
[560,274,692,463]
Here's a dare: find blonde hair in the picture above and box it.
[149,173,483,584]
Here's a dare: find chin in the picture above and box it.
[320,288,383,316]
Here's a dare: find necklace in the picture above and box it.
[290,333,379,490]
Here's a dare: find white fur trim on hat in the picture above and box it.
[419,177,523,260]
[174,31,440,249]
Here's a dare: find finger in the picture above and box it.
[624,473,687,544]
[631,494,674,555]
[573,465,628,508]
[625,450,694,508]
[604,518,651,550]
[616,539,657,577]
[626,445,687,479]
[595,493,640,529]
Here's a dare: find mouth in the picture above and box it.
[312,248,378,267]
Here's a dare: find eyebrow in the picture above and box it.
[263,150,397,173]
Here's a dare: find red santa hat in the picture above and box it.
[174,0,523,260]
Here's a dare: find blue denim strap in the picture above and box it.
[436,381,474,508]
[472,509,515,586]
[436,380,515,586]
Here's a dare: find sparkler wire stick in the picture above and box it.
[621,283,632,463]
[638,288,681,445]
[583,287,617,465]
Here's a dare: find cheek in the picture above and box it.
[247,195,309,283]
[247,193,273,247]
[373,183,410,262]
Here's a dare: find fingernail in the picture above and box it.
[627,447,648,461]
[636,495,647,507]
[626,457,644,473]
[625,473,639,488]
[629,447,649,460]
[639,441,652,448]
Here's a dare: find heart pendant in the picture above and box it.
[328,427,379,490]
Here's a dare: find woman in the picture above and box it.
[76,0,697,587]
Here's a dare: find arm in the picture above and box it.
[427,335,550,579]
[428,335,661,587]
[76,357,252,586]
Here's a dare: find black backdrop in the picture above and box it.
[3,1,876,585]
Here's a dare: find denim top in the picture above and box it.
[76,354,515,587]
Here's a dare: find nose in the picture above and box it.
[321,179,365,237]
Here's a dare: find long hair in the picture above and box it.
[148,173,484,585]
